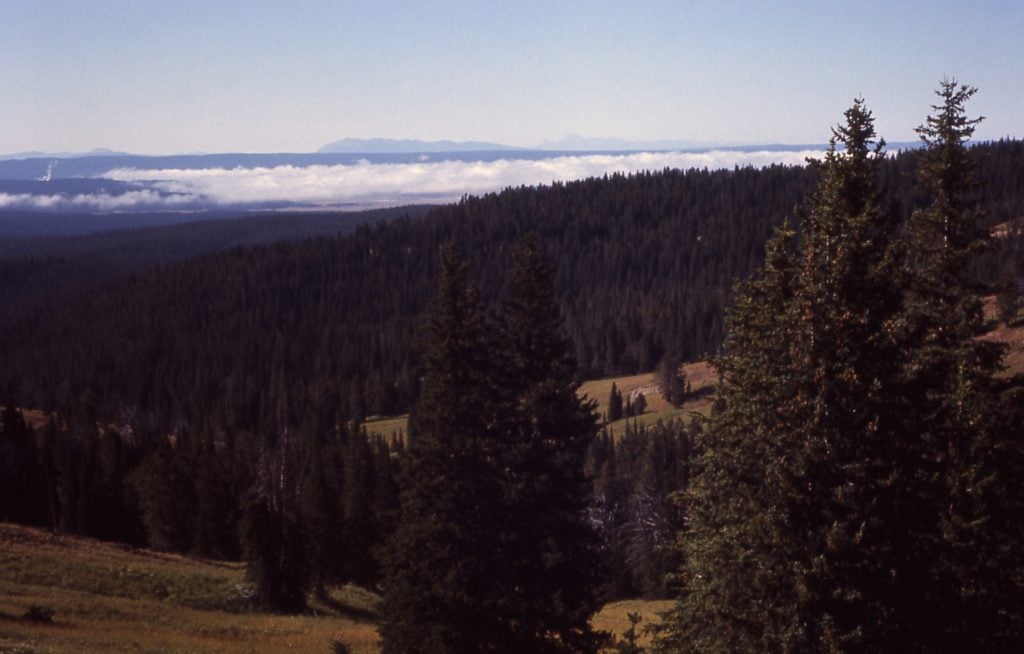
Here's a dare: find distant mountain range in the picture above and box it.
[1,136,925,164]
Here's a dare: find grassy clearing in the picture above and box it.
[980,297,1024,377]
[0,523,670,653]
[593,599,675,647]
[581,360,718,433]
[0,523,380,654]
[366,361,720,441]
[363,415,408,441]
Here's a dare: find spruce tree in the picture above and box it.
[656,100,916,652]
[608,382,624,422]
[495,235,604,653]
[903,79,1024,649]
[656,353,686,407]
[242,422,310,612]
[378,245,509,653]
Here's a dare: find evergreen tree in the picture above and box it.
[130,434,198,552]
[242,421,310,612]
[608,382,624,422]
[657,100,916,652]
[380,239,605,652]
[0,405,47,526]
[496,235,605,653]
[378,245,510,653]
[903,79,1024,649]
[631,392,647,416]
[656,353,686,407]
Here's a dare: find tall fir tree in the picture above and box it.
[656,99,925,652]
[608,382,624,422]
[495,235,605,653]
[378,245,510,653]
[903,79,1024,649]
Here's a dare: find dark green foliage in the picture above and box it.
[589,420,690,601]
[629,393,647,417]
[657,86,1024,653]
[902,80,1024,650]
[656,354,686,408]
[2,143,1022,436]
[242,424,310,613]
[380,240,605,653]
[494,235,605,652]
[608,382,624,422]
[996,269,1020,323]
[658,99,909,652]
[379,245,510,652]
[0,405,47,526]
[131,436,200,552]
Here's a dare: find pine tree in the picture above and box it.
[496,235,605,653]
[608,382,624,422]
[378,245,510,653]
[0,404,47,526]
[903,79,1024,649]
[242,421,310,612]
[656,100,916,652]
[657,353,686,407]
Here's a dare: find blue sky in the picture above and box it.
[1,0,1021,155]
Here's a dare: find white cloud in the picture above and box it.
[0,189,200,211]
[102,149,823,208]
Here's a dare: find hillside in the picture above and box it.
[3,140,1021,431]
[0,523,668,653]
[0,522,381,653]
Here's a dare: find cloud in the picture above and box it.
[0,189,201,211]
[101,149,823,208]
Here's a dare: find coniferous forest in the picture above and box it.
[2,81,1024,651]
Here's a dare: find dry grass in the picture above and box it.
[593,599,675,648]
[363,415,408,441]
[364,361,719,442]
[0,523,670,654]
[0,523,380,654]
[582,360,718,434]
[979,296,1024,377]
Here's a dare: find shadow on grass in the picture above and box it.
[314,588,379,623]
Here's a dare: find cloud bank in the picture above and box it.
[1,149,823,212]
[0,189,200,212]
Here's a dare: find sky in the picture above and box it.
[1,0,1021,156]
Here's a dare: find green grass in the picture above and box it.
[0,523,380,653]
[0,523,670,653]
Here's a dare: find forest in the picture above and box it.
[2,141,1022,429]
[2,82,1024,651]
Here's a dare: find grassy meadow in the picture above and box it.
[5,304,1020,653]
[0,523,668,653]
[0,523,380,654]
[366,360,720,441]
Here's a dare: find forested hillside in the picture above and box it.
[1,140,1022,432]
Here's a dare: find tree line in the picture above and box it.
[1,79,1023,651]
[653,82,1024,652]
[1,138,1022,436]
